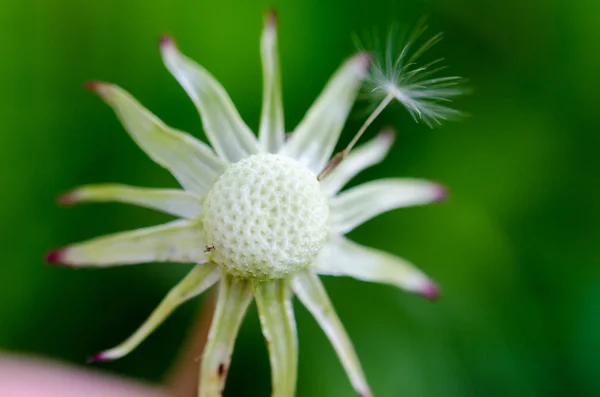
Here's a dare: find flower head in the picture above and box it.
[48,12,463,397]
[357,18,466,127]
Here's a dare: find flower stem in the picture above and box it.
[167,290,216,397]
[318,92,395,180]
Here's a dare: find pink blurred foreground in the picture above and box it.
[0,354,166,397]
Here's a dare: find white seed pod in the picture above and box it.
[202,153,330,280]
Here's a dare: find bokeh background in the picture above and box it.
[1,0,599,396]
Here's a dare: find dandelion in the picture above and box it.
[319,18,465,179]
[360,18,465,128]
[47,11,464,397]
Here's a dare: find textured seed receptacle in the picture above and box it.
[202,153,330,280]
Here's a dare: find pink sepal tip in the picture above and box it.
[265,9,278,27]
[56,191,76,206]
[434,184,449,202]
[420,281,441,301]
[378,127,396,143]
[159,34,175,48]
[87,352,110,363]
[82,81,101,92]
[45,249,66,265]
[356,52,372,68]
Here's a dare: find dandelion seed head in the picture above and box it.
[356,18,467,127]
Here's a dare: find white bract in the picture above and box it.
[48,12,464,397]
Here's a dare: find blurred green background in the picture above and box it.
[1,0,599,396]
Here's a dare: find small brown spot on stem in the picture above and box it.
[317,152,345,181]
[218,363,227,377]
[204,245,215,253]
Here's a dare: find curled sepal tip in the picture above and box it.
[313,236,440,300]
[89,263,220,362]
[281,53,370,173]
[433,184,449,202]
[83,81,101,92]
[47,220,209,267]
[45,249,67,266]
[292,273,371,397]
[420,280,441,301]
[87,352,111,364]
[160,35,260,163]
[329,178,448,234]
[159,34,175,48]
[265,9,277,27]
[84,81,226,195]
[56,184,203,219]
